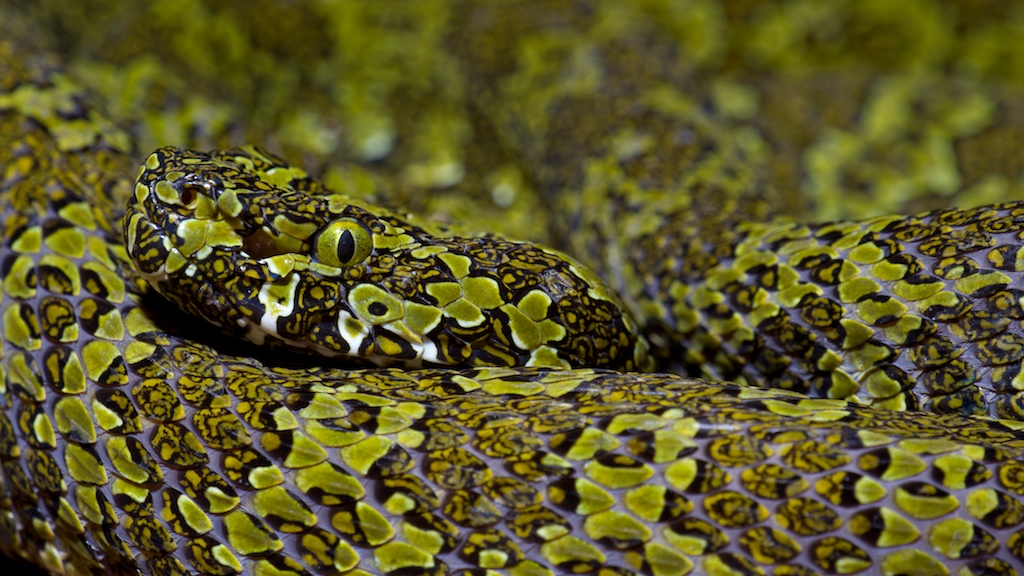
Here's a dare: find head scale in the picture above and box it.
[125,146,652,371]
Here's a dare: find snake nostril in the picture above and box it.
[179,184,201,206]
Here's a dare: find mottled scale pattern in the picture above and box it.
[633,204,1024,420]
[15,316,1024,576]
[7,4,1024,576]
[122,147,649,373]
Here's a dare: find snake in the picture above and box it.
[7,3,1024,576]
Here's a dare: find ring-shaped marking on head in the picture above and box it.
[315,219,373,268]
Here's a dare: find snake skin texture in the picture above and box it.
[124,147,649,373]
[6,1,1024,575]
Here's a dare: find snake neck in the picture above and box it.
[427,28,1024,419]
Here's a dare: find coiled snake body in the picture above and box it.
[6,16,1024,576]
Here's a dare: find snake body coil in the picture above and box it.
[6,7,1024,576]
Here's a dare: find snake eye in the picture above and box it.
[315,219,373,268]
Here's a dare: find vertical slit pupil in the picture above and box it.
[336,230,356,264]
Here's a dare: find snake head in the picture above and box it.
[125,146,652,371]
